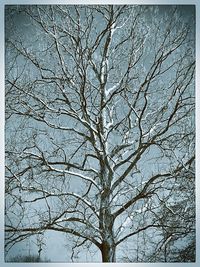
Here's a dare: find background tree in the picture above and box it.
[5,5,195,262]
[7,254,50,262]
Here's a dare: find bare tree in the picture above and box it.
[5,5,195,262]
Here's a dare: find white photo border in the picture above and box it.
[0,1,199,266]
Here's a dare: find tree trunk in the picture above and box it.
[99,186,116,262]
[101,241,116,262]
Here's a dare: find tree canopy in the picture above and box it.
[5,5,195,262]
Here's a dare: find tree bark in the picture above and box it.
[99,183,116,262]
[101,241,116,262]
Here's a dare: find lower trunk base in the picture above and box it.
[101,241,116,262]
